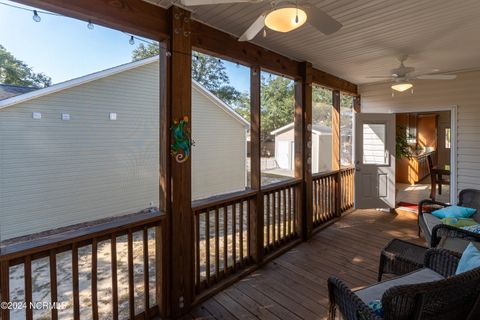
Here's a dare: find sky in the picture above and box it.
[0,0,250,92]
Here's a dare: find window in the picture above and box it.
[445,127,451,149]
[363,123,387,165]
[312,85,333,173]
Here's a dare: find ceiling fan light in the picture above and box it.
[391,82,413,92]
[265,7,307,32]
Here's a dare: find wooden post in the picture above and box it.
[298,62,313,239]
[332,90,342,216]
[164,6,194,317]
[250,66,264,263]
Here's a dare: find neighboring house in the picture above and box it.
[0,56,248,240]
[271,123,332,172]
[0,84,37,100]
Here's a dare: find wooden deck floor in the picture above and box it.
[182,209,424,320]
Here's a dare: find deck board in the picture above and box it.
[186,209,423,320]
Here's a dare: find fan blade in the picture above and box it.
[181,0,251,6]
[416,74,457,80]
[238,14,265,41]
[366,76,394,79]
[304,5,342,35]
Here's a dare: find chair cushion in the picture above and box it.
[461,224,480,234]
[421,214,443,236]
[456,242,480,275]
[354,268,444,303]
[438,237,471,253]
[441,217,478,228]
[431,206,477,219]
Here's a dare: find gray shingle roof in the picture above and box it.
[0,84,37,101]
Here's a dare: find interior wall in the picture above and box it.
[359,70,480,196]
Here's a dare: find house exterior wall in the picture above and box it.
[359,70,480,194]
[191,85,247,201]
[274,129,295,170]
[0,62,160,240]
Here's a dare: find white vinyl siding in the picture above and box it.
[191,85,247,201]
[0,62,160,240]
[359,70,480,193]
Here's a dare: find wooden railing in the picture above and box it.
[312,171,338,226]
[192,190,256,294]
[312,166,355,227]
[262,179,300,254]
[0,212,164,320]
[340,167,355,212]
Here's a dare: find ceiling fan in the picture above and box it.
[179,0,343,41]
[367,55,457,92]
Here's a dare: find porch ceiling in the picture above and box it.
[145,0,480,85]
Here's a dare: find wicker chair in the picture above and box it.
[418,189,480,247]
[328,249,480,320]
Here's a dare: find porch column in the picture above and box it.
[332,90,342,216]
[250,66,264,263]
[295,62,313,239]
[163,5,194,317]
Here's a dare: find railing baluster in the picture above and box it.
[223,206,228,273]
[195,213,200,288]
[128,230,135,320]
[72,244,80,320]
[50,251,58,320]
[246,200,251,259]
[24,256,33,320]
[232,203,236,271]
[111,234,119,319]
[282,188,287,239]
[91,239,99,320]
[272,192,276,244]
[265,193,270,247]
[205,210,211,284]
[239,201,244,265]
[215,207,220,279]
[143,228,150,320]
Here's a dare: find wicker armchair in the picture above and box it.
[418,189,480,247]
[328,249,480,320]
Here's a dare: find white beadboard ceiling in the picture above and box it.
[144,0,480,84]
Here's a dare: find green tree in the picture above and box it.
[260,74,295,141]
[0,45,51,88]
[132,43,248,111]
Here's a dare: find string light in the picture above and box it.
[32,10,41,22]
[0,2,159,47]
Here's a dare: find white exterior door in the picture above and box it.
[354,113,396,209]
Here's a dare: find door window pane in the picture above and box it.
[363,123,387,165]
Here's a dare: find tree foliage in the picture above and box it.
[0,45,51,88]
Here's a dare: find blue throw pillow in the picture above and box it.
[367,300,384,317]
[456,242,480,275]
[462,224,480,234]
[431,206,477,219]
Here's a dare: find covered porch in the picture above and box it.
[185,209,421,320]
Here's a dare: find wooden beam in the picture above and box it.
[191,21,299,79]
[332,90,341,171]
[157,42,171,318]
[299,62,313,239]
[167,6,194,316]
[12,0,168,40]
[191,21,357,95]
[332,90,342,217]
[312,69,357,95]
[249,66,263,263]
[294,74,305,238]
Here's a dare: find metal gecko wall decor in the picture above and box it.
[170,116,193,163]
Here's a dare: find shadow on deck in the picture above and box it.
[183,209,424,320]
